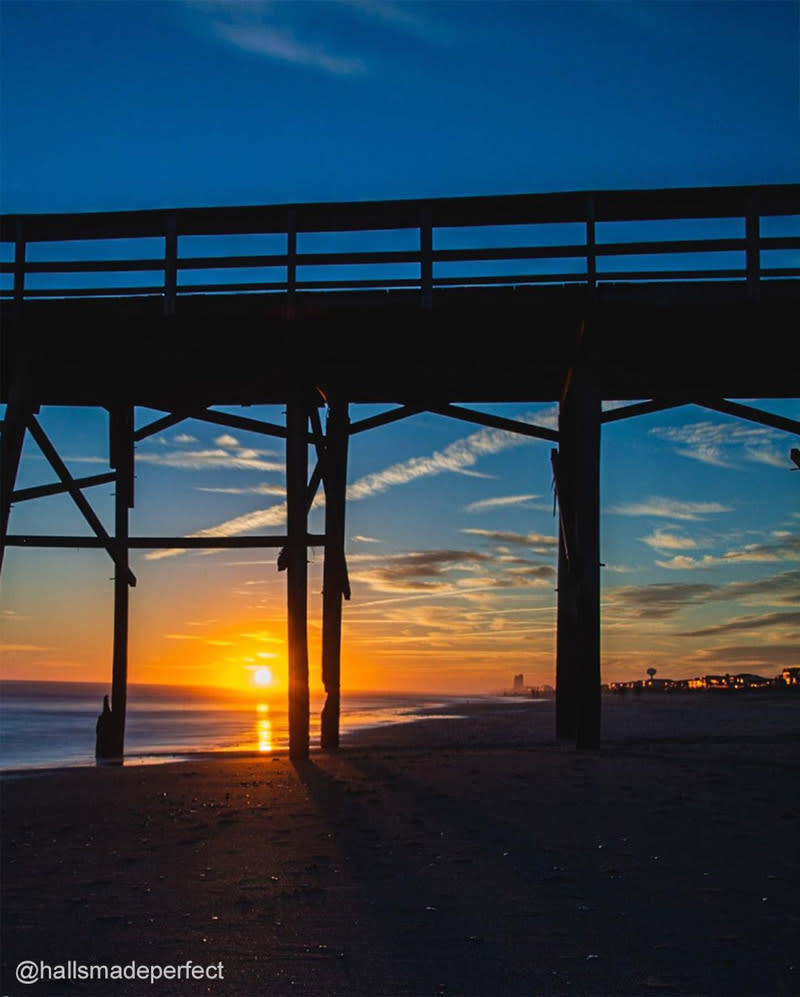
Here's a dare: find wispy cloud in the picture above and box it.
[609,496,733,520]
[605,568,800,621]
[346,411,552,501]
[351,534,381,543]
[196,483,286,496]
[650,420,792,469]
[213,20,365,75]
[689,643,800,669]
[464,493,541,513]
[678,609,800,638]
[639,527,698,551]
[655,533,800,570]
[136,448,283,472]
[461,528,557,553]
[350,547,555,596]
[186,0,446,76]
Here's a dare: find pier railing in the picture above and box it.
[2,184,798,310]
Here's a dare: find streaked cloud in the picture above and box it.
[461,528,557,553]
[604,581,714,620]
[650,420,791,469]
[464,493,542,513]
[351,534,381,543]
[606,568,800,621]
[350,547,555,595]
[195,483,286,496]
[346,411,552,502]
[609,496,733,520]
[678,609,800,638]
[689,643,800,669]
[655,533,800,570]
[720,569,800,606]
[212,20,365,75]
[136,448,283,472]
[185,0,446,76]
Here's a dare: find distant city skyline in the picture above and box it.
[1,1,798,694]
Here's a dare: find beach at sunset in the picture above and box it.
[1,2,798,994]
[2,691,798,997]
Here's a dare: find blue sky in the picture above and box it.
[0,0,798,693]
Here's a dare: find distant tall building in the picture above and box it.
[513,673,524,691]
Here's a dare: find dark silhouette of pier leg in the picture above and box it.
[104,406,135,762]
[555,363,601,749]
[286,395,310,760]
[553,447,577,740]
[95,694,114,761]
[320,401,350,750]
[0,359,33,577]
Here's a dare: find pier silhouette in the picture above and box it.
[2,183,798,758]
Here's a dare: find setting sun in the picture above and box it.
[253,667,274,688]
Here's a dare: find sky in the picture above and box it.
[0,0,798,696]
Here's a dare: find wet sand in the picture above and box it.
[1,692,798,996]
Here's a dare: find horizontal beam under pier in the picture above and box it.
[4,534,326,549]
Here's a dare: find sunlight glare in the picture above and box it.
[253,666,273,687]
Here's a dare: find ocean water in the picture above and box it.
[0,681,467,772]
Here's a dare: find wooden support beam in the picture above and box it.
[320,401,350,750]
[12,471,117,504]
[4,534,325,549]
[187,407,312,442]
[554,364,602,749]
[104,406,135,763]
[601,399,687,424]
[0,359,34,576]
[286,394,310,760]
[691,398,800,436]
[135,406,322,444]
[134,411,191,442]
[25,415,137,587]
[551,448,576,740]
[348,405,424,435]
[423,403,559,443]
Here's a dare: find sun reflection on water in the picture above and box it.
[256,702,273,752]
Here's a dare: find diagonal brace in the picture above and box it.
[26,416,136,587]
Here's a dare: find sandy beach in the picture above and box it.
[1,692,798,997]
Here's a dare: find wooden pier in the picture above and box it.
[1,183,798,758]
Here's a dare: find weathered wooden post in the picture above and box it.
[105,405,135,762]
[552,447,577,741]
[286,393,310,760]
[554,352,602,749]
[320,400,350,749]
